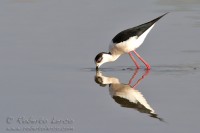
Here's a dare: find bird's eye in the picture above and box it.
[95,53,104,63]
[97,57,103,63]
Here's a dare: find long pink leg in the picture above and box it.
[132,50,151,70]
[128,52,140,69]
[132,69,150,88]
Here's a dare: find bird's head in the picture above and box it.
[94,52,111,70]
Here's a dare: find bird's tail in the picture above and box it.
[147,12,169,25]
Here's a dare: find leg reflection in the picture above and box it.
[128,69,150,88]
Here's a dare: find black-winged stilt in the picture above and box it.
[95,13,168,70]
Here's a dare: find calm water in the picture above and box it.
[1,0,200,133]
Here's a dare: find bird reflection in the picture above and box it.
[95,69,163,121]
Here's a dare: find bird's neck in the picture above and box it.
[105,53,120,62]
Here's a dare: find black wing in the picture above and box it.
[112,13,168,44]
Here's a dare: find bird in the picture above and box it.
[94,70,164,121]
[95,13,168,70]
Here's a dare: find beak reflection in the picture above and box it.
[96,66,99,71]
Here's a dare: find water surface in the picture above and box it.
[0,0,200,133]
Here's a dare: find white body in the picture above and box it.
[109,24,155,55]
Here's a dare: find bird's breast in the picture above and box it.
[109,36,142,54]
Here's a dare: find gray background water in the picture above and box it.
[1,0,200,133]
